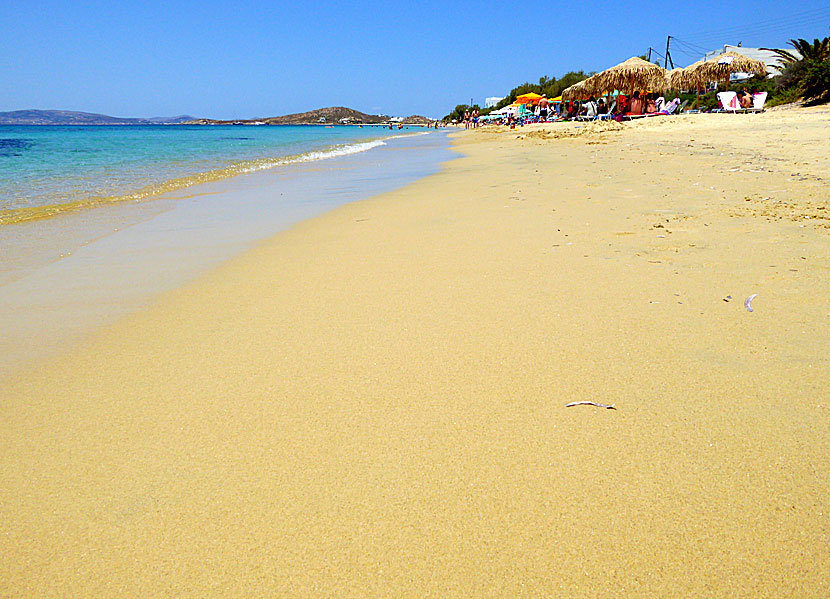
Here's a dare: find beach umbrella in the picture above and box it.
[667,62,706,91]
[696,51,766,90]
[592,57,668,95]
[561,80,590,100]
[563,74,604,100]
[668,61,707,109]
[666,68,685,90]
[516,92,543,105]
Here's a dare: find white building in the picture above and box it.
[484,96,504,108]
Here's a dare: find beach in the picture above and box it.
[2,106,829,596]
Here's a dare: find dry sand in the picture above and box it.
[2,106,829,597]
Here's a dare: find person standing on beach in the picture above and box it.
[538,94,549,122]
[464,109,470,129]
[472,107,480,128]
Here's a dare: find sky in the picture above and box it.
[2,1,829,119]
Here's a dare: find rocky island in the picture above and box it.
[185,106,433,126]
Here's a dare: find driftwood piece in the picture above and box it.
[565,401,616,410]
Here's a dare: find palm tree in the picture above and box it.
[763,38,830,63]
[765,37,830,103]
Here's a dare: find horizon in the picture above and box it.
[2,1,828,119]
[0,105,434,122]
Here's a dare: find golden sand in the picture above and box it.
[2,107,829,597]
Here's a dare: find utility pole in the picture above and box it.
[647,48,652,62]
[664,36,674,69]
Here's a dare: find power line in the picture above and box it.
[671,37,712,54]
[675,8,830,45]
[679,7,830,40]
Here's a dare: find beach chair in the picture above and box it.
[660,98,681,115]
[596,101,616,120]
[575,100,599,121]
[748,92,768,112]
[716,91,739,113]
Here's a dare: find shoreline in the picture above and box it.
[0,129,432,226]
[0,131,454,377]
[2,107,828,596]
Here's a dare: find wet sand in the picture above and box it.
[2,107,829,597]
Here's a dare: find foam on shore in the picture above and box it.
[0,138,392,226]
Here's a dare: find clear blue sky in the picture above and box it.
[2,0,828,119]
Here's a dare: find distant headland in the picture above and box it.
[0,110,195,125]
[182,107,432,126]
[0,107,432,126]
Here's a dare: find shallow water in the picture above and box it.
[0,124,413,223]
[0,130,455,377]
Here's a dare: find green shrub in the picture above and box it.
[802,60,830,101]
[766,87,802,107]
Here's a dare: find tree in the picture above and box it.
[479,70,591,114]
[764,38,830,64]
[443,104,471,122]
[766,37,830,103]
[801,60,830,101]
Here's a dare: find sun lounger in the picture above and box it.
[716,91,740,113]
[748,91,768,112]
[624,103,680,120]
[596,101,616,120]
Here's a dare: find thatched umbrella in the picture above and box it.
[696,51,766,90]
[672,60,708,109]
[564,73,604,99]
[592,57,667,95]
[561,79,589,101]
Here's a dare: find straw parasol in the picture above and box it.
[696,51,766,90]
[591,57,667,95]
[666,60,706,109]
[667,60,708,109]
[561,78,592,101]
[668,61,706,90]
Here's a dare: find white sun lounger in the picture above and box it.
[716,91,740,113]
[749,91,768,112]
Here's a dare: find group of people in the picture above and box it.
[528,91,682,123]
[454,89,687,129]
[462,107,480,129]
[613,92,681,117]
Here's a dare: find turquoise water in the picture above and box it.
[0,128,453,375]
[0,125,411,218]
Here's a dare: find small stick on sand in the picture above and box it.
[565,401,616,410]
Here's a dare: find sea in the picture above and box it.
[0,124,455,375]
[0,124,432,221]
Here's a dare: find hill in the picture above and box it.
[185,107,393,126]
[0,110,195,125]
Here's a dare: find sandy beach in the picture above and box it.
[2,107,829,596]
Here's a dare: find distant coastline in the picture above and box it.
[0,110,195,125]
[0,107,434,126]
